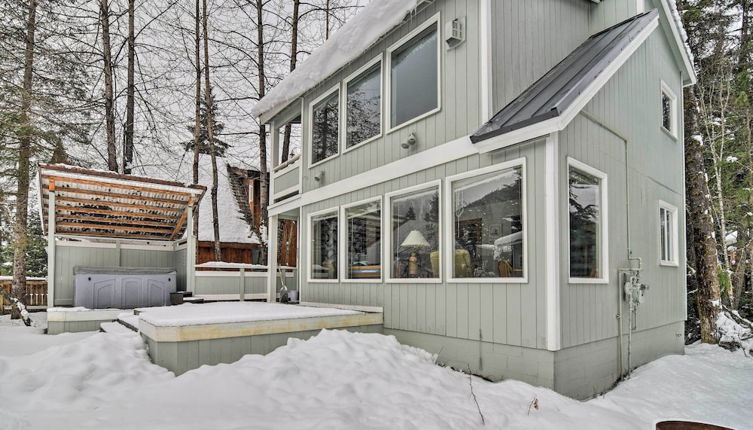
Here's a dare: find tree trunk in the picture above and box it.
[281,0,300,163]
[123,0,135,174]
[192,0,202,264]
[202,0,221,262]
[685,85,722,343]
[325,0,331,40]
[100,0,118,172]
[11,0,37,326]
[256,0,269,263]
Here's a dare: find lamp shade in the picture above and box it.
[401,230,430,248]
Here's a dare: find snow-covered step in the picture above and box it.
[117,312,140,332]
[100,321,136,335]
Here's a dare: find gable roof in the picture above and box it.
[471,10,659,147]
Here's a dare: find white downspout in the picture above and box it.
[46,185,56,308]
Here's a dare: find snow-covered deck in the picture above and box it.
[138,302,381,342]
[138,302,384,374]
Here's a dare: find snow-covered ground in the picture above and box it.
[0,313,750,430]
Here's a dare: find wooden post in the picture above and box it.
[186,203,196,294]
[47,183,56,308]
[266,215,279,302]
[239,267,245,302]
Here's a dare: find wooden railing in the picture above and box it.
[0,279,48,306]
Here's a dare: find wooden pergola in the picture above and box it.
[38,164,205,241]
[38,164,206,306]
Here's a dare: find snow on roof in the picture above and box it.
[250,0,420,121]
[196,156,259,244]
[138,302,359,327]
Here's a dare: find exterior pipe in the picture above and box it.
[580,110,632,380]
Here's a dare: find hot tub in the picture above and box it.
[73,266,177,309]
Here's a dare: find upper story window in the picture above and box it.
[345,58,382,150]
[449,162,526,281]
[310,87,340,166]
[568,158,608,283]
[660,81,677,138]
[659,201,678,266]
[387,16,440,131]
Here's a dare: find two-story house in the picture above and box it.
[253,0,695,399]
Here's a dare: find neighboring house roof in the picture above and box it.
[226,164,261,230]
[471,10,659,147]
[196,157,260,244]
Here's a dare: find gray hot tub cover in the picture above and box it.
[73,266,177,275]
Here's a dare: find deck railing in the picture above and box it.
[193,262,297,301]
[0,279,48,307]
[271,155,301,203]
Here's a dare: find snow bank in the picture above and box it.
[1,326,752,429]
[250,0,420,119]
[138,302,359,327]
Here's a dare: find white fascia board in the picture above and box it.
[475,15,658,155]
[269,134,476,216]
[658,0,697,86]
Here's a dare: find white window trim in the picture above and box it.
[658,200,679,267]
[384,179,443,284]
[444,158,528,284]
[306,206,340,283]
[385,12,442,135]
[307,84,342,169]
[660,80,678,139]
[342,55,384,154]
[567,157,609,285]
[340,196,384,283]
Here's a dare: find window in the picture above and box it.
[388,184,441,280]
[277,115,302,161]
[310,211,338,280]
[450,164,525,280]
[660,81,677,137]
[345,59,382,149]
[310,88,340,165]
[659,202,678,265]
[388,18,440,129]
[343,199,382,281]
[568,160,607,281]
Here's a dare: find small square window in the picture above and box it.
[660,81,677,137]
[659,202,678,265]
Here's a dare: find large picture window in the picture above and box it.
[346,61,381,149]
[389,186,440,280]
[568,162,606,280]
[389,21,439,129]
[344,199,382,280]
[311,89,339,165]
[310,211,338,280]
[451,166,524,279]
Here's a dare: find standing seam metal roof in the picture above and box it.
[470,10,659,144]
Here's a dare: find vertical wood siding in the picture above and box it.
[557,29,686,348]
[300,139,549,349]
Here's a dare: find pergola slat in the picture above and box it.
[55,230,172,241]
[44,175,194,198]
[59,215,175,228]
[51,206,181,221]
[53,186,189,205]
[51,196,184,213]
[56,222,173,235]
